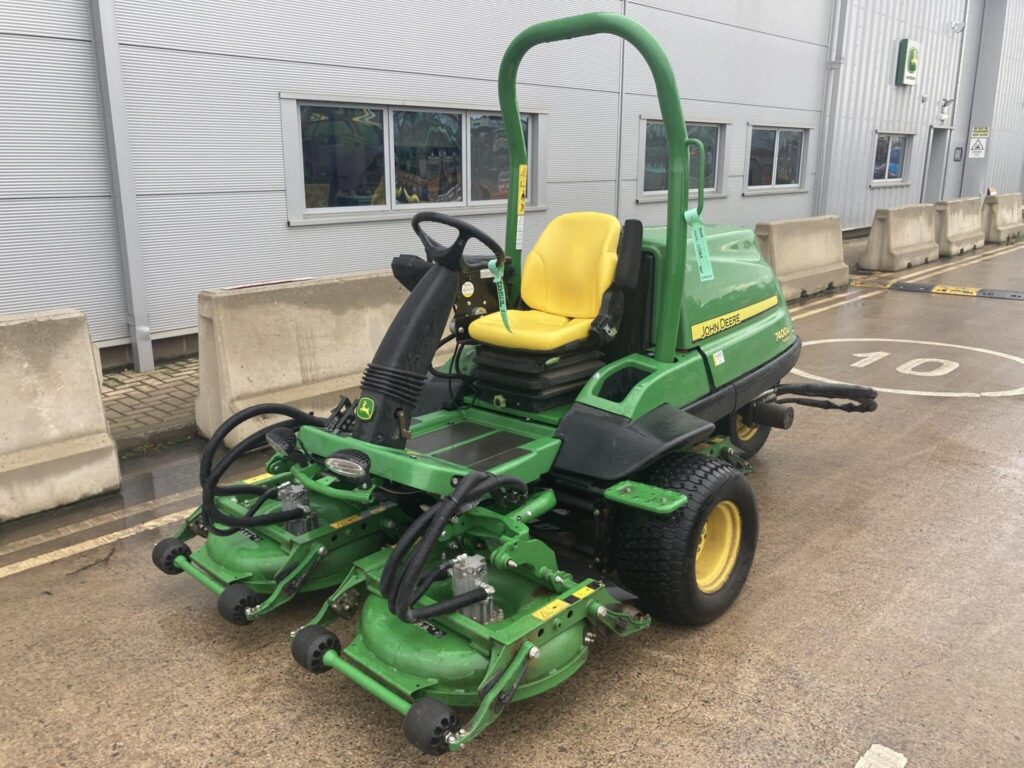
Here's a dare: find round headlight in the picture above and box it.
[324,449,371,483]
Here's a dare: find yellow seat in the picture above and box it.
[468,212,620,352]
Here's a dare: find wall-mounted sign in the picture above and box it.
[970,126,990,139]
[896,39,920,85]
[968,138,987,159]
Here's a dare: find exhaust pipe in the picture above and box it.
[748,401,794,430]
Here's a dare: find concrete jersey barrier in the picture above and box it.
[859,204,939,272]
[195,272,408,447]
[934,197,984,257]
[982,193,1024,243]
[754,215,849,300]
[0,309,120,521]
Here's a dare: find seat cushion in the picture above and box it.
[468,310,592,352]
[521,212,620,319]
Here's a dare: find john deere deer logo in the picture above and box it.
[356,397,375,421]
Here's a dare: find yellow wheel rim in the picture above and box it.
[734,412,759,443]
[695,501,742,594]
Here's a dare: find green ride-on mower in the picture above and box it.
[153,12,876,755]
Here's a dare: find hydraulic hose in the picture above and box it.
[386,472,528,622]
[380,471,488,612]
[199,403,323,535]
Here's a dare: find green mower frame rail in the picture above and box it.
[153,11,876,756]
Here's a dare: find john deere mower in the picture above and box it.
[153,12,876,754]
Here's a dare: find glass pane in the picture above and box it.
[687,123,719,189]
[888,135,906,179]
[748,128,776,187]
[393,110,463,204]
[300,105,385,208]
[469,114,529,202]
[643,121,670,192]
[873,135,890,180]
[775,129,803,185]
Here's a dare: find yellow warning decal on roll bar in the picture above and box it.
[690,295,779,342]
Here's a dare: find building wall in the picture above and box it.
[617,1,832,230]
[820,0,972,229]
[0,0,126,340]
[986,0,1024,194]
[1,1,1023,349]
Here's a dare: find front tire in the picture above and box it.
[613,452,758,625]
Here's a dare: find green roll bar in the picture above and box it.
[498,12,691,363]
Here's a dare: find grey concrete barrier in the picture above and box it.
[754,215,849,300]
[195,272,408,447]
[0,309,120,521]
[934,197,984,257]
[982,193,1024,243]
[859,204,939,272]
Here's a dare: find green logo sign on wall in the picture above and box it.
[896,39,920,86]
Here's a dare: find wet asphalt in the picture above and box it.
[1,242,1023,767]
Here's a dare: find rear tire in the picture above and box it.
[719,406,770,459]
[613,452,758,625]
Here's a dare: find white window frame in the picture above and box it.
[281,92,547,226]
[743,124,811,195]
[871,131,913,187]
[636,116,727,204]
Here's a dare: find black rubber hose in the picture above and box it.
[393,474,527,622]
[199,404,323,534]
[411,587,489,622]
[199,403,321,484]
[381,472,488,611]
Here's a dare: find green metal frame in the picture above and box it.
[499,12,690,363]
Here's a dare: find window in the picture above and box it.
[873,133,910,181]
[291,99,536,218]
[641,120,722,197]
[747,127,806,189]
[301,105,386,209]
[470,114,529,202]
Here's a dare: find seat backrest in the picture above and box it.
[521,212,620,319]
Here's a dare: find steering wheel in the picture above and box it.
[411,211,504,271]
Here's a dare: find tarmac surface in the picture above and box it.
[2,242,1023,767]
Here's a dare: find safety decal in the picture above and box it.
[515,164,528,249]
[690,295,779,342]
[531,581,597,621]
[330,514,362,530]
[244,472,272,484]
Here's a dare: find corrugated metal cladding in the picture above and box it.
[2,1,1024,344]
[988,0,1024,194]
[0,0,126,341]
[821,0,971,228]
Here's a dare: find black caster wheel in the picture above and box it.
[403,697,460,756]
[152,538,191,575]
[291,625,341,674]
[217,583,259,625]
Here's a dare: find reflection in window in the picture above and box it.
[301,105,385,208]
[470,115,529,201]
[393,111,463,204]
[873,133,909,181]
[747,127,805,188]
[643,121,720,193]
